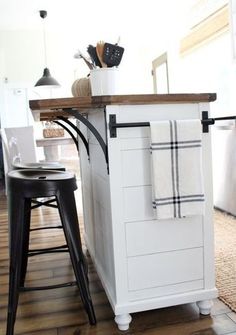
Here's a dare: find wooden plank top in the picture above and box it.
[29,93,217,120]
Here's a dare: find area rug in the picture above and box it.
[214,209,236,312]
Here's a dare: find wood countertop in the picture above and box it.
[29,93,217,121]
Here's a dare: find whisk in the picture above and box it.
[74,49,95,70]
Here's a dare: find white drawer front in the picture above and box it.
[128,280,204,301]
[128,248,203,291]
[126,216,203,256]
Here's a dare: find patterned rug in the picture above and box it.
[214,209,236,312]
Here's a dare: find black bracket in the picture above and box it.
[64,108,109,173]
[109,114,149,138]
[201,111,236,132]
[54,116,90,158]
[201,111,215,133]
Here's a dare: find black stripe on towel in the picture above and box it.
[152,194,205,207]
[173,121,180,216]
[169,120,177,217]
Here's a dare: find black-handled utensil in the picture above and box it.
[103,43,124,67]
[87,44,102,68]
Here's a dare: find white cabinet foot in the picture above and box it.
[196,300,213,315]
[114,314,132,331]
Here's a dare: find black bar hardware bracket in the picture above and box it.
[201,111,236,132]
[109,112,236,137]
[109,114,149,138]
[64,108,109,173]
[54,116,90,158]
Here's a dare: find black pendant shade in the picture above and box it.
[35,67,60,87]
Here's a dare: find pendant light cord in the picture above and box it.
[42,16,48,68]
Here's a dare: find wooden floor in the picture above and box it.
[1,180,236,335]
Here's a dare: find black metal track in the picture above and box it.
[109,112,236,137]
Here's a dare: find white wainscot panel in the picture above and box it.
[126,216,203,256]
[128,248,203,291]
[92,173,111,213]
[120,137,150,150]
[88,109,107,144]
[80,160,91,185]
[90,143,108,178]
[123,185,154,222]
[122,149,151,187]
[83,187,95,250]
[94,202,114,285]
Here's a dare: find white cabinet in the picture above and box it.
[79,99,218,330]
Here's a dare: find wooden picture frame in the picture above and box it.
[152,52,169,94]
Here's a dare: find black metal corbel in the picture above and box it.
[54,116,90,158]
[53,120,79,152]
[64,108,109,173]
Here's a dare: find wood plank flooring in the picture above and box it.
[1,179,236,335]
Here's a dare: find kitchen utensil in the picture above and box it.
[74,49,95,70]
[103,43,124,67]
[96,41,107,68]
[87,44,102,68]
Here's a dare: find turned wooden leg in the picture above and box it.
[197,300,213,315]
[114,314,132,331]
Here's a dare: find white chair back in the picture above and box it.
[2,126,37,174]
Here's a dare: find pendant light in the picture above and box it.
[35,10,60,87]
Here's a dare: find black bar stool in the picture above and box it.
[6,169,96,335]
[11,161,65,209]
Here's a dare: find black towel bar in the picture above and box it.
[109,112,236,137]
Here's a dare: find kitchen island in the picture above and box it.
[30,93,218,331]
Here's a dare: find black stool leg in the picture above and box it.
[20,198,31,287]
[56,190,96,325]
[6,194,25,335]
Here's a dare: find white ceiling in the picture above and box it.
[0,0,188,35]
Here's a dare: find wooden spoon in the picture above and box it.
[96,41,107,68]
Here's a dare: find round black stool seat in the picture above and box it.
[8,169,76,197]
[6,169,96,335]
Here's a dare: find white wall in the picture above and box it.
[0,0,187,97]
[168,32,236,117]
[0,28,161,96]
[166,27,236,209]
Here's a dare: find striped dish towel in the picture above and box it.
[150,119,205,219]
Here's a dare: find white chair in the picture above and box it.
[1,126,65,177]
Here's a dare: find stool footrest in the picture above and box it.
[20,281,77,291]
[31,198,58,209]
[30,225,63,231]
[28,244,68,256]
